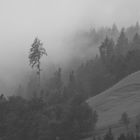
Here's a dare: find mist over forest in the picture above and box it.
[4,22,140,98]
[1,0,140,140]
[0,0,139,96]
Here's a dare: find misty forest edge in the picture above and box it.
[1,23,140,140]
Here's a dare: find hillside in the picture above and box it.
[87,71,140,128]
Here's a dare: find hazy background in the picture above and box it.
[0,0,140,95]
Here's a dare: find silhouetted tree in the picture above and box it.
[104,128,114,140]
[111,24,119,41]
[65,70,77,99]
[62,101,98,140]
[131,33,140,50]
[99,37,114,63]
[115,28,129,56]
[120,112,130,132]
[126,49,140,74]
[126,22,140,41]
[48,68,63,92]
[29,37,47,97]
[118,133,126,140]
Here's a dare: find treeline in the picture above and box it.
[0,94,97,140]
[72,22,140,54]
[24,23,140,99]
[76,24,140,97]
[19,22,140,99]
[9,22,140,140]
[95,128,140,140]
[94,111,140,140]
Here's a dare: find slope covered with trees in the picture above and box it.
[0,93,97,140]
[76,23,140,98]
[2,23,140,140]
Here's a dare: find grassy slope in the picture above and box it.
[87,71,140,128]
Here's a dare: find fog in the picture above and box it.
[0,0,140,95]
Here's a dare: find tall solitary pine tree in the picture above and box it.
[29,37,47,97]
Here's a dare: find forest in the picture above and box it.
[1,22,140,140]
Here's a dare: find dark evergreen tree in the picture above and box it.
[111,24,119,42]
[104,128,114,140]
[131,33,140,50]
[65,70,77,99]
[120,112,130,132]
[99,37,114,63]
[126,48,140,74]
[29,37,47,97]
[48,68,63,92]
[118,133,126,140]
[115,28,129,56]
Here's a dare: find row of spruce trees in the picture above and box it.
[0,93,98,140]
[76,26,140,98]
[25,25,140,100]
[95,128,140,140]
[2,23,140,140]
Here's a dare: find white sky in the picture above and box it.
[0,0,140,88]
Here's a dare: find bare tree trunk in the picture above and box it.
[37,60,41,98]
[38,69,41,98]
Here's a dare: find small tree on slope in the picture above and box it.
[120,112,130,132]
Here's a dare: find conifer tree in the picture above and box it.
[115,28,129,56]
[99,37,114,62]
[29,37,47,97]
[120,112,130,132]
[131,33,140,50]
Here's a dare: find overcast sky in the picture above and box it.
[0,0,140,88]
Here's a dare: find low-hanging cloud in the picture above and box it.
[0,0,140,95]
